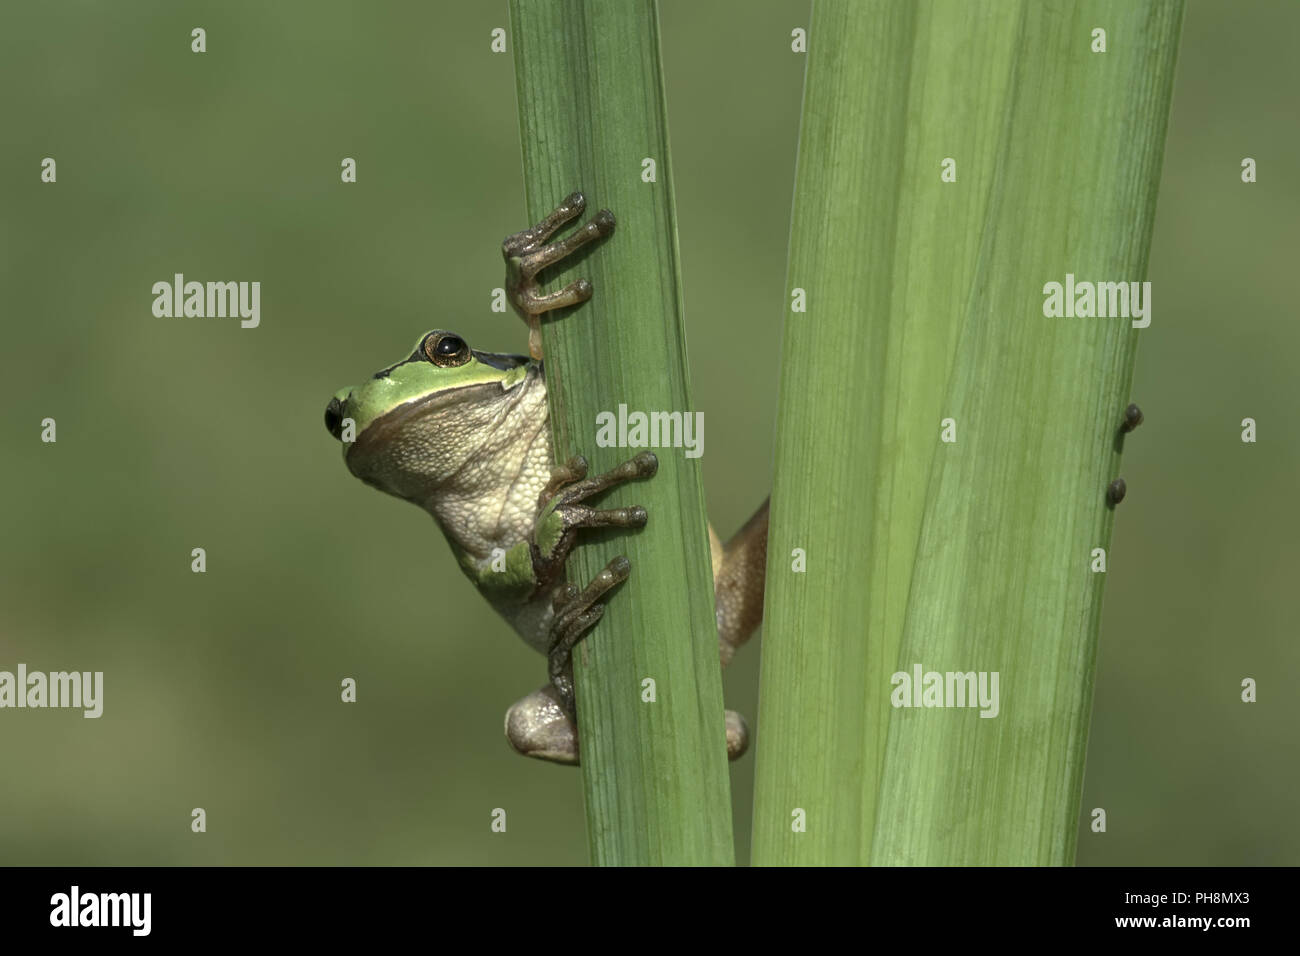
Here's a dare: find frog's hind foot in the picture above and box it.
[504,684,578,765]
[547,556,631,719]
[725,709,750,761]
[502,555,632,766]
[504,683,751,766]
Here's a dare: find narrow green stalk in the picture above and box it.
[509,0,733,866]
[753,0,1183,865]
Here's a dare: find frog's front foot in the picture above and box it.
[532,451,658,579]
[503,191,615,360]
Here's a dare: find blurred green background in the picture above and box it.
[0,1,1294,865]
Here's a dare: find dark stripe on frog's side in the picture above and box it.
[369,351,421,380]
[472,350,530,371]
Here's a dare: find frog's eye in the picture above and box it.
[424,332,471,368]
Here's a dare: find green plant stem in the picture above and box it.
[753,0,1183,865]
[509,0,734,866]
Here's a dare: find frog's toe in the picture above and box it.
[501,191,586,259]
[516,212,613,282]
[560,504,647,533]
[513,278,594,317]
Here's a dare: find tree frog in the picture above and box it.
[324,192,768,764]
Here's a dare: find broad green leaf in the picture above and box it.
[754,0,1183,866]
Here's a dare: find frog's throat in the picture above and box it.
[344,380,504,475]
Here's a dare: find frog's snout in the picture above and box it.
[325,395,346,440]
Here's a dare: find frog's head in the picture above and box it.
[325,330,541,512]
